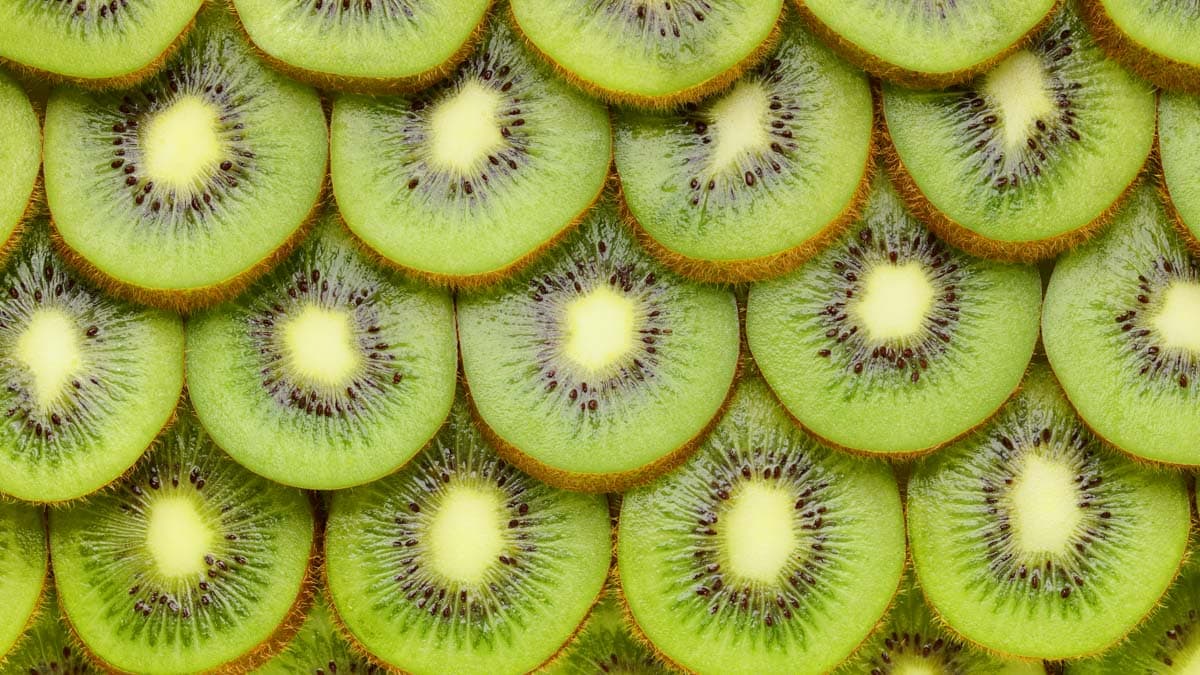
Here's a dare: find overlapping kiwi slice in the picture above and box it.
[882,1,1155,261]
[0,70,40,255]
[324,394,611,674]
[187,208,457,490]
[253,596,379,675]
[43,5,328,311]
[907,364,1191,660]
[618,375,906,675]
[457,198,739,491]
[1082,0,1200,93]
[49,403,316,674]
[232,0,491,93]
[1,587,102,674]
[1043,184,1200,465]
[746,174,1041,455]
[0,500,46,661]
[331,13,610,286]
[0,220,183,502]
[545,585,679,675]
[1159,92,1200,254]
[614,11,872,283]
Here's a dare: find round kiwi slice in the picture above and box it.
[746,173,1041,456]
[0,220,184,503]
[325,393,611,675]
[508,0,783,107]
[43,5,328,311]
[613,11,873,283]
[1,587,102,674]
[881,2,1156,262]
[618,374,906,674]
[1082,0,1200,94]
[544,584,680,675]
[795,0,1058,88]
[1043,183,1200,465]
[457,197,740,491]
[1159,91,1200,255]
[253,596,380,674]
[49,403,316,674]
[186,208,457,490]
[0,500,46,662]
[331,13,610,286]
[231,0,490,93]
[907,364,1191,660]
[0,70,40,256]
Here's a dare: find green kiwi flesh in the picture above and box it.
[43,5,327,309]
[457,198,740,491]
[0,220,184,502]
[186,209,458,490]
[614,11,872,282]
[253,596,379,674]
[746,173,1041,455]
[324,393,611,675]
[1,587,103,674]
[48,404,316,674]
[1083,0,1200,92]
[618,375,906,675]
[0,500,46,662]
[1042,184,1200,465]
[1159,91,1200,252]
[544,585,679,674]
[330,14,610,285]
[0,70,40,253]
[907,364,1191,659]
[882,2,1155,260]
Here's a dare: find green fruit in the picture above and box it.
[1082,0,1200,93]
[544,585,679,674]
[1159,91,1200,254]
[253,596,380,675]
[0,70,39,255]
[1,587,103,674]
[0,500,46,662]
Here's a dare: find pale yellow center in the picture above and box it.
[281,305,360,387]
[429,81,504,172]
[852,262,936,341]
[983,50,1053,150]
[1154,282,1200,353]
[145,497,212,578]
[142,96,223,190]
[428,486,505,584]
[16,309,83,410]
[563,286,636,372]
[890,659,943,675]
[1009,455,1081,554]
[721,483,798,583]
[1164,636,1200,673]
[708,81,770,171]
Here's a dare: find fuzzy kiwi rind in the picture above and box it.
[1157,92,1200,258]
[1,585,105,674]
[0,500,48,665]
[1080,0,1200,94]
[0,69,42,262]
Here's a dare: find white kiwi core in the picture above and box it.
[1008,455,1081,555]
[708,81,770,171]
[563,286,637,372]
[428,486,506,584]
[721,482,799,583]
[852,262,935,341]
[17,309,83,410]
[429,81,504,172]
[983,50,1053,151]
[145,496,213,578]
[1154,282,1200,353]
[281,304,361,387]
[142,96,223,190]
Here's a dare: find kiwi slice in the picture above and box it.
[618,374,905,674]
[186,209,457,490]
[253,596,380,674]
[1159,92,1200,255]
[43,5,328,311]
[0,70,40,256]
[49,403,316,673]
[331,14,609,287]
[881,2,1156,262]
[1042,184,1200,465]
[0,0,200,86]
[0,500,46,662]
[231,0,490,93]
[324,393,611,674]
[795,0,1058,88]
[544,585,680,674]
[0,220,183,502]
[1,587,102,674]
[509,0,783,107]
[457,198,740,491]
[613,11,873,283]
[1082,0,1200,93]
[746,173,1041,455]
[907,364,1191,660]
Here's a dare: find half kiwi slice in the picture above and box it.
[1082,0,1200,93]
[614,11,872,283]
[1,587,102,674]
[231,0,490,93]
[0,220,184,503]
[0,70,40,256]
[544,584,680,675]
[746,173,1041,455]
[618,374,906,674]
[186,208,458,490]
[43,5,328,311]
[457,198,740,492]
[0,500,46,661]
[1159,91,1200,255]
[509,0,783,107]
[1043,184,1200,465]
[253,596,379,675]
[881,1,1155,261]
[907,364,1191,660]
[330,13,610,286]
[49,403,316,674]
[325,393,611,675]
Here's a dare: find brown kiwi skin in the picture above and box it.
[1155,141,1200,258]
[792,0,1061,90]
[0,504,49,671]
[1081,0,1200,94]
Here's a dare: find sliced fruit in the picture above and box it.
[0,500,46,661]
[253,596,379,674]
[1159,91,1200,254]
[1,587,102,674]
[545,584,680,674]
[0,70,39,256]
[1082,0,1200,93]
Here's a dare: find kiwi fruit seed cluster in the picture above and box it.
[0,0,1199,673]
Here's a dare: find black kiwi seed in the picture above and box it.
[1112,256,1200,389]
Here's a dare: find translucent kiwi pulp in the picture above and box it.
[0,500,46,661]
[618,376,906,675]
[457,198,740,491]
[186,209,458,490]
[43,6,328,310]
[1159,92,1200,254]
[508,0,783,106]
[1,587,102,674]
[1043,184,1200,465]
[907,365,1191,660]
[0,221,184,503]
[325,394,611,675]
[746,174,1041,455]
[882,2,1155,261]
[1083,0,1200,93]
[614,11,873,283]
[49,405,316,674]
[253,596,380,674]
[331,14,610,285]
[0,70,40,254]
[544,586,680,675]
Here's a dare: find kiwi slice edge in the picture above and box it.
[1081,0,1200,94]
